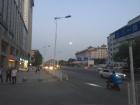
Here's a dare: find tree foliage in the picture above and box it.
[133,38,140,68]
[113,38,140,68]
[32,51,43,66]
[113,43,129,62]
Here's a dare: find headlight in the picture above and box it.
[123,74,126,77]
[49,66,53,70]
[116,74,119,77]
[56,65,60,68]
[44,66,48,69]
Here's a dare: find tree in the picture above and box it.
[133,38,140,68]
[67,58,76,66]
[59,60,67,65]
[113,38,140,69]
[32,51,43,66]
[113,43,129,62]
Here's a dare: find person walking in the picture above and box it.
[36,66,40,73]
[6,68,11,83]
[0,65,4,83]
[11,67,18,84]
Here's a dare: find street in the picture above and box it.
[0,67,130,105]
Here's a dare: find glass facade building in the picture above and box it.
[0,0,34,69]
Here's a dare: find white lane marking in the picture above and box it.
[85,82,103,88]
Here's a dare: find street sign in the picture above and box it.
[115,20,140,39]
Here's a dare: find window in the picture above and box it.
[0,0,3,16]
[0,0,3,22]
[104,70,109,72]
[77,57,82,61]
[133,24,138,32]
[84,57,88,61]
[3,0,8,26]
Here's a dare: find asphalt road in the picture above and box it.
[0,67,129,105]
[61,67,129,105]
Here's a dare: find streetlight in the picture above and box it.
[53,15,71,66]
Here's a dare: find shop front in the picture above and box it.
[7,55,16,69]
[19,58,29,71]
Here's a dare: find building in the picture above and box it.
[75,45,107,66]
[107,15,140,66]
[0,0,34,69]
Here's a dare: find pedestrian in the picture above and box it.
[11,67,18,84]
[36,66,39,73]
[0,65,4,83]
[6,68,11,83]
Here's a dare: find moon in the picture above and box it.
[69,42,73,45]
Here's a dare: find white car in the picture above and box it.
[99,69,127,79]
[97,67,103,71]
[99,69,112,78]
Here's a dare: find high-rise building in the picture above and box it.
[0,0,34,69]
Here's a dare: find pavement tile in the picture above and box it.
[18,70,57,83]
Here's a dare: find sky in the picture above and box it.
[32,0,140,61]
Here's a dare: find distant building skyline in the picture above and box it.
[75,45,107,65]
[32,0,140,60]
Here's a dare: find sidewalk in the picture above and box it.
[136,83,140,105]
[0,69,57,85]
[16,69,57,83]
[47,69,69,81]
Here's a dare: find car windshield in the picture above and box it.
[0,0,140,105]
[104,70,109,72]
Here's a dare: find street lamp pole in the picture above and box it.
[129,40,136,105]
[54,19,58,66]
[53,15,71,66]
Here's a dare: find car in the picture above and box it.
[115,72,127,80]
[43,64,61,71]
[97,67,103,71]
[99,69,112,78]
[99,69,127,79]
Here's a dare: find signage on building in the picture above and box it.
[115,21,140,39]
[7,55,16,61]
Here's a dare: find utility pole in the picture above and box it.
[129,40,137,105]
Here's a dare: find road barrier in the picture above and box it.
[47,70,68,81]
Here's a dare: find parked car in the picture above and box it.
[99,69,127,80]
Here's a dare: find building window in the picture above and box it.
[84,57,88,61]
[0,0,3,22]
[10,0,14,35]
[7,0,12,34]
[3,0,8,26]
[0,0,3,15]
[133,24,138,32]
[77,57,82,61]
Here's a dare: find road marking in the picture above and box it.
[85,82,104,88]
